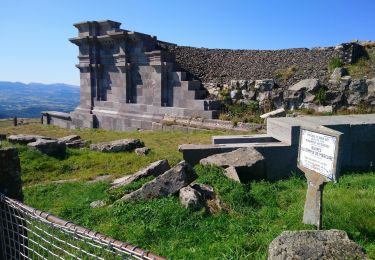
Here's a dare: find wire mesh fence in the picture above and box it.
[0,193,165,260]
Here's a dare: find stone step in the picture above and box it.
[181,80,201,90]
[212,134,279,144]
[177,99,220,110]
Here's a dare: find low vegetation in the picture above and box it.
[0,123,374,258]
[219,101,263,125]
[328,57,344,72]
[330,45,375,79]
[273,65,298,80]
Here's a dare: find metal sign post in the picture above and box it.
[297,126,342,229]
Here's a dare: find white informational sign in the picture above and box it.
[299,129,337,180]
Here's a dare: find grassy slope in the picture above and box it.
[1,123,375,259]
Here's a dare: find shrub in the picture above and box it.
[273,65,298,80]
[328,57,344,72]
[315,88,327,105]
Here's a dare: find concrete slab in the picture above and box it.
[212,134,279,144]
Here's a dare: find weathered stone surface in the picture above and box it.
[58,135,81,143]
[27,139,66,157]
[367,78,375,94]
[200,147,266,181]
[255,79,274,92]
[241,89,255,100]
[135,147,151,156]
[90,139,144,153]
[7,134,52,145]
[260,108,286,119]
[223,166,241,182]
[58,135,87,148]
[329,67,347,83]
[0,148,23,201]
[120,161,197,201]
[110,160,170,190]
[179,186,203,210]
[90,200,106,208]
[268,230,367,260]
[349,79,367,93]
[288,79,320,92]
[179,183,220,212]
[339,75,352,90]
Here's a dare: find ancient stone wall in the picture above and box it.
[164,43,363,88]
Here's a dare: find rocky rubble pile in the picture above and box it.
[204,75,375,113]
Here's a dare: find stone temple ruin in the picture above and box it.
[42,20,220,131]
[42,19,374,131]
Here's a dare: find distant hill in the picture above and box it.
[0,81,80,118]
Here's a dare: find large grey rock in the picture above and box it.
[27,139,66,157]
[349,79,368,93]
[367,78,375,94]
[179,183,220,212]
[200,147,266,181]
[7,134,52,145]
[120,161,197,201]
[329,67,347,83]
[135,147,151,156]
[347,79,368,105]
[57,135,87,148]
[110,159,170,190]
[179,186,203,210]
[288,79,320,93]
[268,230,367,260]
[90,139,144,153]
[255,79,274,92]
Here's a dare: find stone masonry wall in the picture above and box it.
[164,43,362,89]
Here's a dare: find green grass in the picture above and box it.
[23,167,375,259]
[1,122,375,258]
[0,123,231,185]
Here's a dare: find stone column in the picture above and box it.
[0,147,26,259]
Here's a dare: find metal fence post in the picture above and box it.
[0,147,26,259]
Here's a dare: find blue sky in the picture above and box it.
[1,0,374,85]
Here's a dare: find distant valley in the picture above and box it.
[0,81,80,118]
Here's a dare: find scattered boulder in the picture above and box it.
[347,79,368,105]
[110,159,170,190]
[254,79,274,92]
[90,200,106,208]
[7,134,52,145]
[179,183,221,213]
[288,79,320,93]
[27,139,66,157]
[119,161,197,201]
[135,147,151,156]
[58,135,87,148]
[241,89,255,100]
[90,139,144,153]
[179,186,203,210]
[339,75,352,91]
[200,147,266,182]
[268,230,367,260]
[329,67,347,83]
[260,108,286,119]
